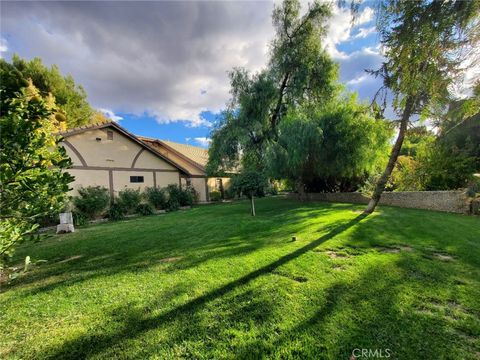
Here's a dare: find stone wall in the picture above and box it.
[287,191,470,214]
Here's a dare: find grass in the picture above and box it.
[1,197,479,359]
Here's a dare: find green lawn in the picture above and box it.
[1,197,479,359]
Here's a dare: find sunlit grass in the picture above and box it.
[1,197,479,359]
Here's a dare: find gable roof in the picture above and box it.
[138,136,208,173]
[60,122,190,174]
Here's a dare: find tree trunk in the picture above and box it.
[251,195,256,216]
[271,72,290,132]
[296,180,306,201]
[364,96,415,214]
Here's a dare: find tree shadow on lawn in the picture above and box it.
[2,201,353,297]
[233,252,478,360]
[40,213,369,359]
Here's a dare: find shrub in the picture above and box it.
[118,189,142,214]
[137,203,155,216]
[144,187,167,209]
[73,186,110,219]
[209,191,222,202]
[164,184,195,208]
[72,211,89,226]
[108,201,127,221]
[223,187,235,200]
[177,185,197,206]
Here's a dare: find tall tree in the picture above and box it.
[207,0,337,175]
[364,0,480,213]
[1,55,107,129]
[267,94,391,194]
[0,83,73,267]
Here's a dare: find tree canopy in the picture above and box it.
[207,0,337,175]
[364,0,480,213]
[267,95,392,193]
[0,83,73,267]
[0,55,107,129]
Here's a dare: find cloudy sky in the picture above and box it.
[1,1,383,147]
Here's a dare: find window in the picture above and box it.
[107,130,114,140]
[130,176,144,183]
[186,178,192,186]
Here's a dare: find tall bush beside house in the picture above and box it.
[0,85,73,268]
[144,186,167,210]
[73,186,110,220]
[117,189,142,214]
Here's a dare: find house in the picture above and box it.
[60,121,229,202]
[138,136,231,201]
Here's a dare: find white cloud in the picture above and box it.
[1,2,274,128]
[354,26,376,39]
[98,108,123,122]
[194,137,211,147]
[0,38,8,57]
[325,6,375,59]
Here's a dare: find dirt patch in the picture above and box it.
[326,251,350,259]
[433,253,454,261]
[159,257,183,263]
[332,264,346,271]
[379,247,400,253]
[58,255,83,264]
[374,245,413,253]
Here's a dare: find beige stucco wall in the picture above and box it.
[62,128,175,170]
[112,171,154,194]
[207,177,231,194]
[191,177,208,203]
[155,171,181,188]
[67,169,110,196]
[135,149,176,170]
[62,127,183,197]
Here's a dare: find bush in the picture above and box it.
[178,185,197,206]
[108,201,127,221]
[209,191,222,202]
[72,211,89,226]
[136,203,155,216]
[144,187,167,209]
[118,189,142,214]
[73,186,110,219]
[223,187,235,200]
[165,184,196,209]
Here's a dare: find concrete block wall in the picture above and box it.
[287,191,470,214]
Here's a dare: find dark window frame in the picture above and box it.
[107,130,114,140]
[130,176,144,183]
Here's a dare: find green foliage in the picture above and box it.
[108,202,127,221]
[207,0,337,175]
[136,203,155,216]
[416,139,476,190]
[165,185,182,211]
[73,187,110,220]
[375,0,480,116]
[118,189,142,214]
[0,87,73,267]
[164,184,196,209]
[0,55,104,128]
[4,197,480,359]
[144,187,167,210]
[72,211,89,226]
[267,95,392,192]
[209,191,222,202]
[231,170,269,199]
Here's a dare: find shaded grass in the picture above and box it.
[1,197,479,359]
